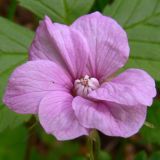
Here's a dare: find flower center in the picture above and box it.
[74,75,100,96]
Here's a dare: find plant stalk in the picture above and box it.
[87,130,101,160]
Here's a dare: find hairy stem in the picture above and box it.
[87,130,101,160]
[24,116,37,160]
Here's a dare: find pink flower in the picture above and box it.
[3,12,156,140]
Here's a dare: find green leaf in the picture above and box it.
[18,0,95,24]
[0,17,33,53]
[0,126,27,160]
[0,17,34,130]
[140,100,160,144]
[0,17,34,103]
[103,0,160,80]
[134,151,148,160]
[0,105,30,132]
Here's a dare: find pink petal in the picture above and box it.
[39,91,88,140]
[89,69,156,106]
[3,60,72,114]
[72,96,147,137]
[29,17,64,66]
[71,12,129,80]
[30,16,89,79]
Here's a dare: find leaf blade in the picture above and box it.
[0,17,34,131]
[18,0,95,24]
[103,0,160,80]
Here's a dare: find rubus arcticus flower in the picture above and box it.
[3,12,156,140]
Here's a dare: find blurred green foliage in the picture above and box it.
[0,0,160,159]
[0,126,27,160]
[135,151,147,160]
[140,100,160,144]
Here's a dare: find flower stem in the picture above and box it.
[24,116,37,160]
[87,130,101,160]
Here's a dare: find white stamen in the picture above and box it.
[74,75,100,96]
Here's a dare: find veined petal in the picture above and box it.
[39,91,88,140]
[30,16,89,79]
[29,17,64,66]
[3,60,72,114]
[72,97,147,137]
[71,12,129,80]
[89,69,156,106]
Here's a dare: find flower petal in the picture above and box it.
[29,17,64,66]
[72,96,147,137]
[71,12,129,80]
[89,69,156,106]
[3,60,72,114]
[39,91,88,140]
[30,16,89,78]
